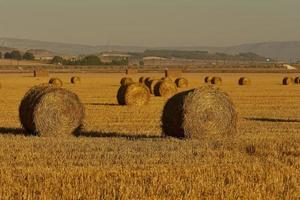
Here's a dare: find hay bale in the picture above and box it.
[126,68,138,75]
[139,77,145,84]
[238,77,251,85]
[149,79,160,94]
[71,76,81,84]
[283,77,294,85]
[161,77,173,83]
[162,85,237,139]
[117,83,150,106]
[211,77,222,85]
[164,69,182,78]
[204,76,213,83]
[49,78,63,87]
[144,77,154,88]
[294,77,300,84]
[120,77,134,86]
[154,80,177,97]
[19,84,84,136]
[33,69,49,77]
[175,78,188,88]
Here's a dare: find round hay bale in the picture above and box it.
[139,77,145,84]
[49,78,63,87]
[117,83,150,106]
[154,80,177,97]
[19,84,84,136]
[294,77,300,84]
[144,77,154,88]
[120,77,134,86]
[71,76,81,84]
[149,79,160,94]
[283,77,294,85]
[161,77,173,83]
[175,78,188,88]
[211,77,222,85]
[162,85,237,139]
[238,77,251,85]
[204,76,213,83]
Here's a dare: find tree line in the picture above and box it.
[0,50,35,60]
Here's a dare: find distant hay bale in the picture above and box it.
[126,68,138,75]
[164,69,182,78]
[49,78,63,87]
[149,79,160,94]
[139,77,145,84]
[19,84,84,136]
[71,76,81,84]
[154,80,177,97]
[283,77,294,85]
[204,76,213,83]
[211,77,222,85]
[175,78,188,88]
[161,77,173,83]
[117,83,150,106]
[162,85,237,139]
[238,77,251,85]
[120,77,134,86]
[294,77,300,84]
[33,69,49,77]
[144,77,154,88]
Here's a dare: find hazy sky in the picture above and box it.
[0,0,300,47]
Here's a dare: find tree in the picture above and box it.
[82,55,101,65]
[51,56,64,64]
[23,52,35,60]
[4,52,12,59]
[10,50,22,60]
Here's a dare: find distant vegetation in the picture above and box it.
[138,50,268,61]
[2,50,35,61]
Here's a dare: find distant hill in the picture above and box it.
[0,38,300,61]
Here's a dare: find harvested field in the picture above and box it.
[0,72,299,199]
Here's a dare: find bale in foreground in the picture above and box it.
[238,77,251,85]
[175,78,188,88]
[162,86,237,139]
[117,83,150,106]
[120,77,134,86]
[154,80,177,97]
[49,78,63,87]
[283,77,294,85]
[19,84,84,136]
[71,76,81,84]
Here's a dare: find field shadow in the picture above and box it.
[0,127,26,135]
[76,131,162,140]
[244,117,300,123]
[84,103,119,106]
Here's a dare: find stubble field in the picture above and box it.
[0,72,299,199]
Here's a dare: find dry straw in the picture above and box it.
[117,83,150,106]
[238,77,251,85]
[154,80,177,97]
[282,77,294,85]
[204,76,213,83]
[211,77,222,85]
[71,76,81,84]
[49,78,63,87]
[120,77,134,86]
[161,85,237,139]
[19,84,84,136]
[175,78,188,88]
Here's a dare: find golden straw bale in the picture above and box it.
[71,76,81,84]
[283,77,294,85]
[49,78,63,87]
[120,77,134,86]
[154,80,177,97]
[211,77,222,85]
[175,78,188,88]
[238,77,251,85]
[117,83,150,106]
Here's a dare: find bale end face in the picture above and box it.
[154,80,177,97]
[238,77,251,85]
[49,78,63,87]
[162,86,237,139]
[117,83,150,106]
[19,84,84,136]
[71,76,81,84]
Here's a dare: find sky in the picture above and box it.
[0,0,300,47]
